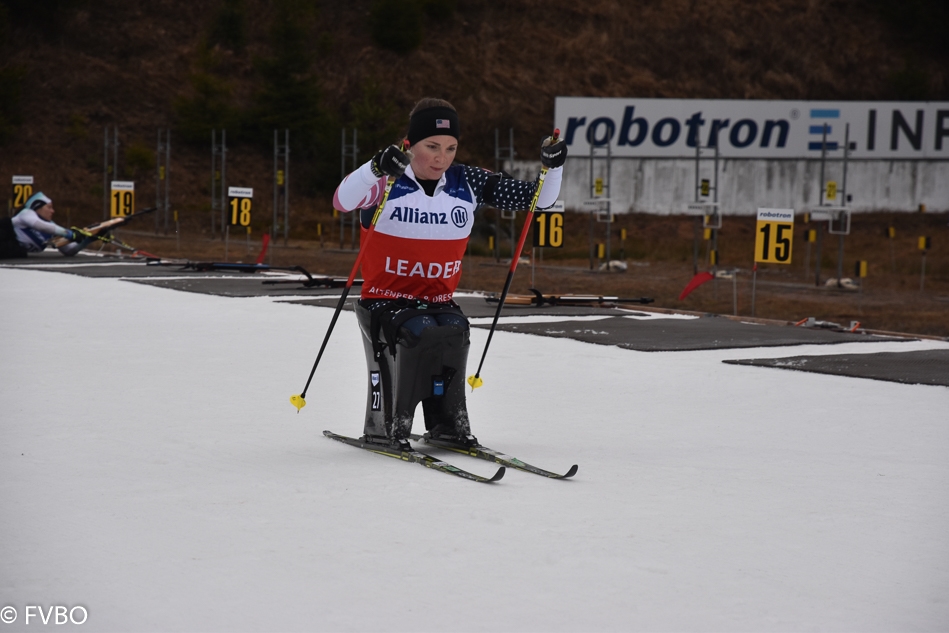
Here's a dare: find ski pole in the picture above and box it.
[290,169,399,413]
[467,129,559,390]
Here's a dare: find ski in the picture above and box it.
[87,231,152,254]
[262,276,361,289]
[142,259,357,288]
[52,227,160,259]
[85,206,157,232]
[92,233,137,251]
[51,208,157,250]
[75,207,158,239]
[323,431,505,483]
[486,288,653,308]
[409,433,578,479]
[145,259,299,273]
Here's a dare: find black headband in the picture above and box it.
[407,106,460,145]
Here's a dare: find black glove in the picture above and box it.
[540,135,567,168]
[68,227,91,242]
[371,144,409,179]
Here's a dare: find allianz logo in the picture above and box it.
[389,207,449,225]
[389,206,469,228]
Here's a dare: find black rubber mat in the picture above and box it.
[33,264,251,278]
[282,295,634,318]
[457,296,644,319]
[0,252,128,266]
[127,277,345,297]
[472,314,897,351]
[3,254,251,277]
[723,349,949,386]
[3,255,338,289]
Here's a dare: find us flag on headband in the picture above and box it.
[435,119,450,129]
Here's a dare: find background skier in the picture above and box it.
[0,192,92,258]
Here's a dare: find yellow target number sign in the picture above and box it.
[533,209,564,248]
[12,175,34,208]
[754,208,795,264]
[110,181,135,217]
[228,187,253,227]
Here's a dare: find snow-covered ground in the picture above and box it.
[2,266,948,632]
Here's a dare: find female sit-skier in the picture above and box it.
[0,192,92,259]
[333,97,566,450]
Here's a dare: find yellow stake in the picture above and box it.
[290,394,306,413]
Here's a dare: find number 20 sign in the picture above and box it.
[754,208,795,264]
[12,175,34,208]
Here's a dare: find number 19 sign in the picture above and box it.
[754,208,795,264]
[110,181,135,217]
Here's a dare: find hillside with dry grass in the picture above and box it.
[2,0,947,227]
[2,0,947,335]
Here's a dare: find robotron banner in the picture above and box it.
[554,98,949,160]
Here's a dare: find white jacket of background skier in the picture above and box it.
[11,192,76,254]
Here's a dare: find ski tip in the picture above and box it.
[490,466,506,482]
[562,464,579,479]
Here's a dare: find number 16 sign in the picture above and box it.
[754,208,795,265]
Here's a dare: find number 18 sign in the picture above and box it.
[754,208,795,264]
[228,187,253,226]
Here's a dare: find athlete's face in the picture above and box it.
[36,203,55,221]
[410,135,457,180]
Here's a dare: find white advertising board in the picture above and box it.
[555,98,949,160]
[227,187,253,198]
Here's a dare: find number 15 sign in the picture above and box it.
[754,208,795,264]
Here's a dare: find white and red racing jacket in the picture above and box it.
[334,161,562,303]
